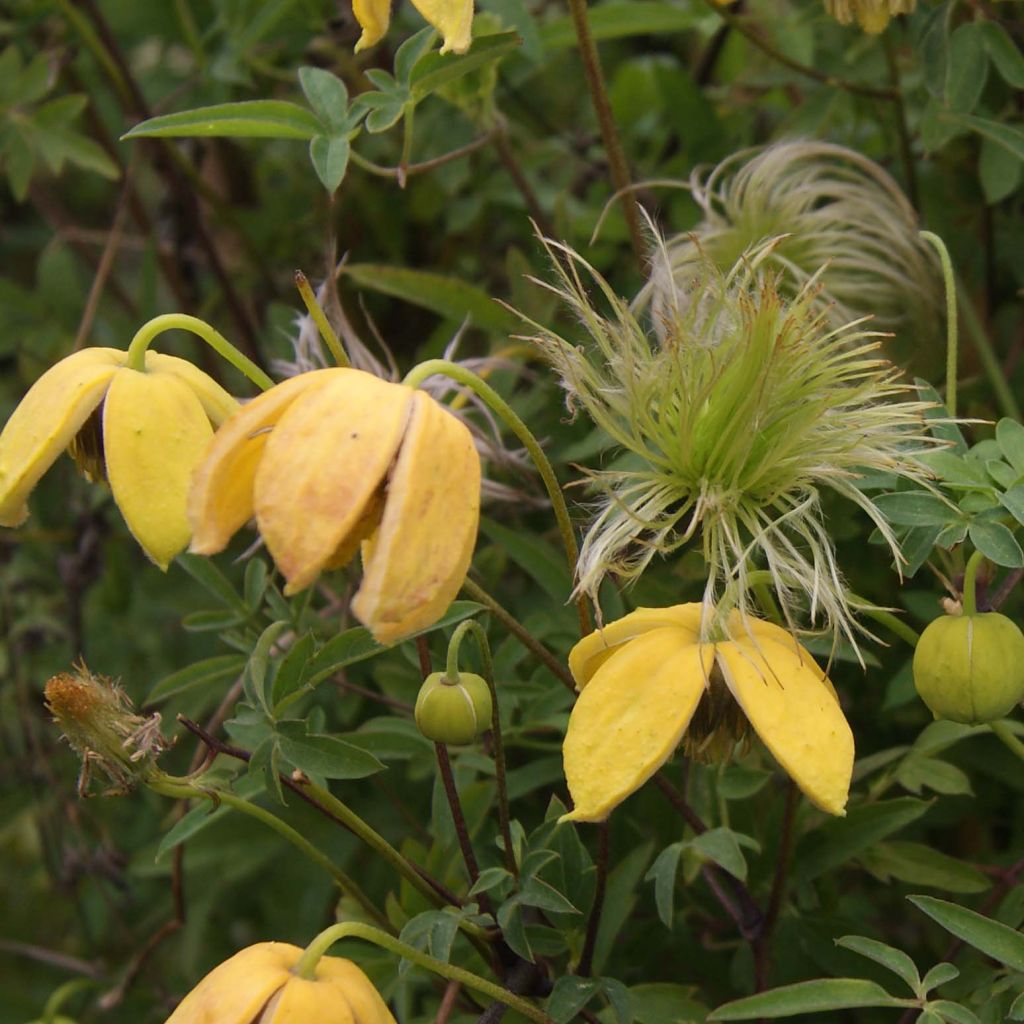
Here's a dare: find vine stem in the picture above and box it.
[564,0,645,266]
[403,359,590,635]
[845,592,920,648]
[293,922,554,1024]
[957,277,1022,420]
[294,269,350,368]
[576,820,609,977]
[148,774,388,929]
[920,231,959,419]
[447,620,518,877]
[754,780,798,990]
[962,549,986,617]
[990,721,1024,762]
[124,313,274,391]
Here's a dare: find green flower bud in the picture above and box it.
[913,613,1024,724]
[414,671,493,745]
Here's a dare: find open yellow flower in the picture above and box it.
[562,604,854,823]
[164,941,396,1024]
[0,347,237,569]
[353,0,473,54]
[189,367,480,645]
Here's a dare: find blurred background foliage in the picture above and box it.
[1,0,1023,1022]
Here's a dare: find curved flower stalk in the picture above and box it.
[189,367,481,645]
[823,0,916,32]
[640,141,941,355]
[163,942,396,1024]
[526,235,937,644]
[353,0,473,54]
[0,346,237,568]
[562,604,854,821]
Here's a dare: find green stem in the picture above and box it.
[962,549,986,616]
[294,270,350,368]
[990,720,1024,762]
[402,359,590,634]
[149,776,387,929]
[125,313,274,391]
[920,232,959,419]
[957,277,1022,420]
[846,592,920,648]
[293,922,554,1024]
[445,619,518,877]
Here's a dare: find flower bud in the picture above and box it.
[414,671,492,745]
[913,613,1024,724]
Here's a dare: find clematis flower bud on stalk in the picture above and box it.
[415,671,493,744]
[0,347,237,568]
[188,367,481,645]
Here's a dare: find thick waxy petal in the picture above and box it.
[314,957,398,1024]
[255,373,413,594]
[352,0,391,51]
[145,351,239,426]
[164,942,296,1024]
[716,635,854,815]
[271,958,397,1024]
[0,347,123,526]
[104,368,214,569]
[569,604,704,690]
[562,627,712,822]
[189,370,341,554]
[352,390,480,644]
[410,0,473,53]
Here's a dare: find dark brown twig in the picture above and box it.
[576,820,609,976]
[754,780,798,990]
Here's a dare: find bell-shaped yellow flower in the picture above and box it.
[188,367,480,645]
[562,604,854,823]
[0,347,237,569]
[353,0,473,54]
[164,941,397,1024]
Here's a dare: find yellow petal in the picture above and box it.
[104,368,215,569]
[189,370,340,555]
[271,958,397,1024]
[145,350,240,426]
[163,942,297,1024]
[569,604,703,690]
[353,0,392,51]
[857,4,891,32]
[313,957,398,1024]
[255,372,414,594]
[0,348,123,526]
[561,627,712,823]
[715,636,854,815]
[352,390,480,644]
[410,0,473,53]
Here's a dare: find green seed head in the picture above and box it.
[414,671,493,745]
[913,613,1024,724]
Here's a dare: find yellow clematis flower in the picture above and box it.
[0,347,237,569]
[164,941,397,1024]
[188,367,481,645]
[562,604,854,823]
[822,0,915,32]
[352,0,473,54]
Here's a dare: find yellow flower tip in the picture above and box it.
[352,0,390,52]
[411,0,473,54]
[164,942,396,1024]
[858,6,891,31]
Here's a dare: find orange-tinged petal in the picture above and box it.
[352,390,480,644]
[410,0,473,53]
[353,0,392,51]
[164,942,297,1024]
[189,370,341,555]
[313,957,398,1024]
[569,604,704,690]
[255,372,413,594]
[715,635,854,815]
[145,351,240,426]
[0,347,123,527]
[562,627,712,822]
[104,368,214,569]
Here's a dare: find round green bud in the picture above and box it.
[414,671,493,745]
[913,612,1024,724]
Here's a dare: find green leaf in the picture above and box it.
[276,721,385,779]
[548,976,601,1024]
[176,554,250,613]
[909,895,1024,970]
[928,1000,981,1024]
[298,66,349,131]
[308,134,350,192]
[794,798,931,883]
[519,877,579,914]
[978,21,1024,88]
[399,909,461,966]
[921,451,992,490]
[915,381,967,453]
[270,633,316,709]
[944,113,1024,162]
[920,962,959,994]
[834,936,920,995]
[540,2,703,49]
[997,419,1024,474]
[874,492,956,527]
[410,32,520,98]
[480,517,572,602]
[1001,486,1024,527]
[1008,989,1024,1020]
[395,27,438,82]
[687,827,757,883]
[896,756,972,797]
[601,977,633,1024]
[122,100,322,140]
[968,520,1024,568]
[945,23,987,114]
[155,774,264,861]
[342,264,518,333]
[708,979,906,1019]
[644,843,683,929]
[979,135,1022,204]
[628,983,708,1024]
[245,621,290,712]
[148,653,247,704]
